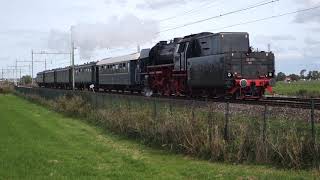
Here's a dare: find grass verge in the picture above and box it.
[273,81,320,97]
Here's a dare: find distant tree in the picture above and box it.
[307,71,319,80]
[21,75,32,85]
[276,72,286,81]
[288,74,300,81]
[300,69,307,79]
[307,71,312,80]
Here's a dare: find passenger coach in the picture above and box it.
[96,50,149,92]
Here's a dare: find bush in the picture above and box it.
[0,86,13,94]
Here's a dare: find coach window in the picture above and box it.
[119,63,122,72]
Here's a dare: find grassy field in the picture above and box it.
[0,95,318,179]
[273,80,320,97]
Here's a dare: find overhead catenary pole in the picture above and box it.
[17,59,47,76]
[4,68,25,82]
[137,44,141,53]
[31,50,34,85]
[45,59,47,70]
[19,69,21,84]
[16,59,18,84]
[71,26,75,90]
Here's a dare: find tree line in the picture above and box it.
[276,70,320,82]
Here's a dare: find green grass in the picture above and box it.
[273,80,320,97]
[0,95,318,179]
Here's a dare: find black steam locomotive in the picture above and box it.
[36,32,275,99]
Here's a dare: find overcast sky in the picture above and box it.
[0,0,320,78]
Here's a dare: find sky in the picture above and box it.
[0,0,319,79]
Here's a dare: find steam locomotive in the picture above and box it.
[36,32,275,99]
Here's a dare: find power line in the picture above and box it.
[158,0,279,33]
[208,4,320,31]
[160,0,272,22]
[159,0,219,22]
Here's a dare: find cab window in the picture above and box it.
[177,43,186,53]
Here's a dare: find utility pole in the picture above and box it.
[19,69,21,84]
[71,42,75,90]
[31,50,34,85]
[137,44,141,53]
[71,26,75,91]
[16,59,18,84]
[3,68,25,82]
[30,51,70,74]
[45,59,47,70]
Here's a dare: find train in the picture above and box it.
[36,32,275,99]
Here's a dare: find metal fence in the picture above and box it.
[15,87,319,168]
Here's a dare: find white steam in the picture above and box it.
[48,14,159,58]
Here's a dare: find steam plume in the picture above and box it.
[48,14,159,58]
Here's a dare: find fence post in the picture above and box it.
[95,93,98,108]
[311,100,315,145]
[127,97,131,112]
[169,102,173,116]
[310,100,317,167]
[153,99,157,120]
[112,96,116,110]
[102,94,105,108]
[192,107,195,122]
[263,104,268,143]
[224,102,230,141]
[207,107,213,145]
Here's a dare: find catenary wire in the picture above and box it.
[158,0,279,33]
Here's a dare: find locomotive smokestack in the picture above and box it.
[137,44,141,53]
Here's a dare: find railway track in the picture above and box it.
[16,86,320,110]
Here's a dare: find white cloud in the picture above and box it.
[305,37,320,44]
[254,34,296,44]
[136,0,187,9]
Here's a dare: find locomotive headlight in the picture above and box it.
[227,72,232,78]
[268,72,273,77]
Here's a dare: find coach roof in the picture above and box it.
[97,49,150,66]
